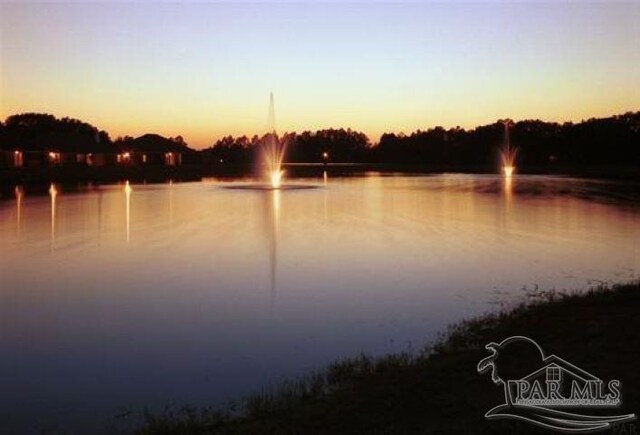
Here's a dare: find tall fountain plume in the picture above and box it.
[500,120,517,177]
[264,92,286,188]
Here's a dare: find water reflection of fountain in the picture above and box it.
[500,121,517,177]
[97,188,104,246]
[15,186,23,235]
[49,183,57,252]
[168,179,174,225]
[503,175,514,205]
[124,181,132,243]
[323,171,328,224]
[497,172,515,239]
[264,189,281,309]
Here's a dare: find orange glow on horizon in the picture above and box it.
[1,3,638,149]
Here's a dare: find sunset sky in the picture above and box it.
[1,2,639,149]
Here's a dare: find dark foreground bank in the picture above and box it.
[137,282,640,434]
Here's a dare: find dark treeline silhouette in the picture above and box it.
[0,113,112,152]
[201,134,261,165]
[201,128,370,165]
[202,112,639,169]
[2,111,638,171]
[379,113,639,167]
[0,113,196,153]
[286,129,370,162]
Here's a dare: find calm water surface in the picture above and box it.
[1,174,639,433]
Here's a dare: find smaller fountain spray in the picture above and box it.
[500,120,517,177]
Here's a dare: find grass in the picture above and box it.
[136,281,640,434]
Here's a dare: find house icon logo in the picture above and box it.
[477,336,636,432]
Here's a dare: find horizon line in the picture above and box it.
[2,109,638,150]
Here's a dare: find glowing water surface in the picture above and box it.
[0,174,638,433]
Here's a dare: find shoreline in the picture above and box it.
[1,163,639,187]
[137,281,640,434]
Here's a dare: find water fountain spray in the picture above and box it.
[264,92,286,188]
[500,121,517,177]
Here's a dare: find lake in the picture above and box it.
[1,173,639,433]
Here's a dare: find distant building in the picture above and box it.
[121,134,190,167]
[1,150,24,168]
[1,114,196,170]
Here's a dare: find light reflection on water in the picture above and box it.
[0,174,638,433]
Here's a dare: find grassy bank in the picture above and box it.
[138,282,640,434]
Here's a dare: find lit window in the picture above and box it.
[48,152,61,164]
[13,150,24,167]
[118,152,131,164]
[165,152,175,166]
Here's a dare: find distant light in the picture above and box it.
[14,150,20,155]
[323,152,329,159]
[48,152,60,163]
[123,152,130,159]
[219,159,224,163]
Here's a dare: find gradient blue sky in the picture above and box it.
[1,1,639,148]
